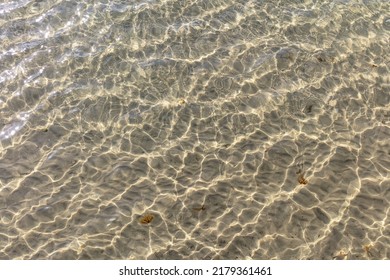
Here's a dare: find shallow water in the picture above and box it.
[0,0,389,260]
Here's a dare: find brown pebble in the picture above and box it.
[298,173,308,185]
[139,214,154,224]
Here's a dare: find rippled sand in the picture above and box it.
[0,0,389,260]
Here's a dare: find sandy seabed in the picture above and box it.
[0,0,389,259]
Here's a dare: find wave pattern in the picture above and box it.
[0,0,389,259]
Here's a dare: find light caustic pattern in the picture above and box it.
[0,0,389,259]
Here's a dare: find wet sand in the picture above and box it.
[0,0,389,259]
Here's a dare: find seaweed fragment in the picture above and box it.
[139,214,154,225]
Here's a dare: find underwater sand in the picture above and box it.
[0,0,389,259]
